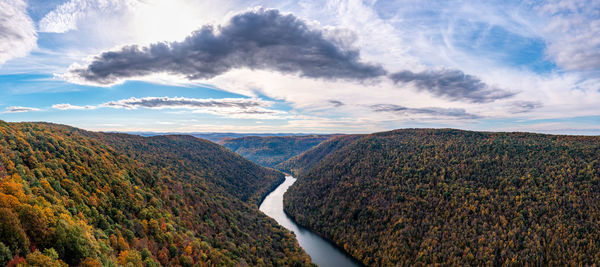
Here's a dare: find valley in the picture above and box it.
[2,1,598,265]
[221,135,338,168]
[2,123,600,266]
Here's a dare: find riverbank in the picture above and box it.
[259,176,362,267]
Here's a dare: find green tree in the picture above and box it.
[0,208,29,256]
[18,204,53,249]
[20,249,67,267]
[53,220,97,265]
[0,242,12,266]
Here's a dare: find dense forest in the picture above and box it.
[284,129,600,266]
[0,121,312,266]
[221,135,337,168]
[278,135,361,177]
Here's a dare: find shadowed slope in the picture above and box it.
[285,129,600,266]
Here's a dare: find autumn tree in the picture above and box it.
[0,208,29,256]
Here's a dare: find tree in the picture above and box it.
[18,204,53,249]
[0,208,29,256]
[20,249,67,267]
[117,250,143,267]
[53,220,97,265]
[79,258,102,267]
[0,242,12,266]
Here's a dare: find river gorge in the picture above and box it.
[259,176,361,267]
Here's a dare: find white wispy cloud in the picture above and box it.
[370,104,480,120]
[53,97,288,119]
[0,0,37,66]
[3,106,40,113]
[38,0,237,44]
[536,0,600,73]
[52,103,97,110]
[38,0,139,33]
[102,96,287,119]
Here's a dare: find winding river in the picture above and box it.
[259,176,361,267]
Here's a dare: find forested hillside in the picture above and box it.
[91,133,282,205]
[284,129,600,266]
[222,135,337,168]
[278,135,362,177]
[0,121,312,266]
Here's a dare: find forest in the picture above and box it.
[278,135,361,177]
[0,121,312,266]
[284,129,600,266]
[221,135,336,169]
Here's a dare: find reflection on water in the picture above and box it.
[260,176,361,267]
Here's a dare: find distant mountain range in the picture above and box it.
[121,132,328,143]
[221,135,341,168]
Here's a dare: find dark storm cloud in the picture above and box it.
[389,69,515,103]
[69,8,386,85]
[370,104,479,119]
[68,8,514,106]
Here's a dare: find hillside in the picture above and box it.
[277,135,362,177]
[0,121,312,266]
[91,133,282,205]
[222,135,337,168]
[284,129,600,266]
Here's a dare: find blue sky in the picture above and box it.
[0,0,599,134]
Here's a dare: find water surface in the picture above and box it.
[260,176,361,267]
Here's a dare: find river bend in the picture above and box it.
[259,176,361,267]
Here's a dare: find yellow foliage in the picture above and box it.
[40,178,54,192]
[18,250,67,267]
[1,175,26,200]
[0,192,20,209]
[118,250,143,267]
[117,250,129,265]
[185,245,193,255]
[117,236,130,252]
[79,258,102,267]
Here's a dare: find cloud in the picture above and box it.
[37,0,234,45]
[0,0,37,66]
[389,69,515,103]
[329,100,345,107]
[65,8,386,86]
[99,96,287,119]
[537,0,600,73]
[370,104,479,119]
[52,103,97,110]
[508,101,543,114]
[102,96,268,110]
[3,106,40,113]
[51,96,287,119]
[38,0,138,33]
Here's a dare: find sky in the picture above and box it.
[0,0,599,134]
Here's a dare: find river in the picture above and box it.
[259,175,361,267]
